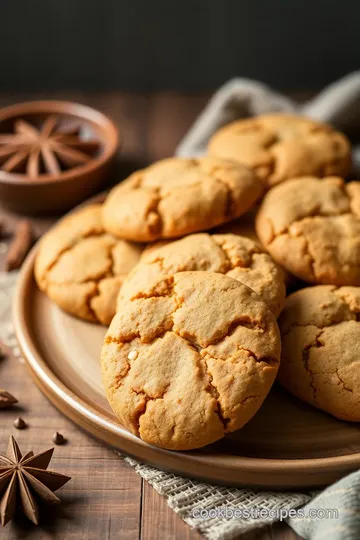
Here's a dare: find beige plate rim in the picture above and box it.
[12,233,360,490]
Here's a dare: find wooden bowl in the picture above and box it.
[0,100,119,214]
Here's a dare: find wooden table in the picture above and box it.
[0,92,301,540]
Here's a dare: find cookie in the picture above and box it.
[208,114,351,187]
[141,240,170,259]
[214,211,295,289]
[102,156,263,242]
[279,285,360,421]
[35,204,143,325]
[102,271,281,450]
[256,176,360,285]
[143,209,259,256]
[120,233,286,318]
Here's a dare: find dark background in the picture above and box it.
[1,0,359,92]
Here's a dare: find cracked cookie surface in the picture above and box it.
[214,211,296,288]
[208,114,351,187]
[102,271,281,450]
[102,156,263,242]
[35,204,143,325]
[119,233,286,318]
[279,285,360,421]
[255,176,360,285]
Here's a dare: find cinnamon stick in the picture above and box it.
[5,220,33,271]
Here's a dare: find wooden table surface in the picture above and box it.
[0,92,302,540]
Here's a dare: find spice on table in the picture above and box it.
[4,219,33,271]
[0,389,18,409]
[52,432,66,445]
[0,116,99,177]
[0,435,71,526]
[13,417,26,429]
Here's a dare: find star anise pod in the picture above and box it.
[0,115,99,177]
[0,436,71,526]
[0,389,18,409]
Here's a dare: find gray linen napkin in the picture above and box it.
[174,72,360,539]
[288,471,360,540]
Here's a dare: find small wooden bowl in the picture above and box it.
[0,101,119,214]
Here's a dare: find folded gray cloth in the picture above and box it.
[176,71,360,173]
[175,72,360,540]
[289,471,360,540]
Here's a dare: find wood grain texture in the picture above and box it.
[0,347,142,540]
[141,482,203,540]
[0,91,301,539]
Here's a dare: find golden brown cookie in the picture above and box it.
[214,211,295,289]
[143,209,259,252]
[140,240,170,259]
[120,233,286,318]
[255,176,360,285]
[102,156,263,242]
[279,285,360,421]
[102,271,280,450]
[208,114,351,187]
[141,217,259,261]
[35,204,143,325]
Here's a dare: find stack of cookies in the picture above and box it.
[35,113,359,451]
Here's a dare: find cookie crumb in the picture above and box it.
[128,350,138,361]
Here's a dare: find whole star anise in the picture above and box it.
[0,116,99,177]
[0,436,71,526]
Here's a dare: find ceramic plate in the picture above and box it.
[13,216,360,489]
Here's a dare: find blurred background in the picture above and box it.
[1,0,359,92]
[0,0,359,217]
